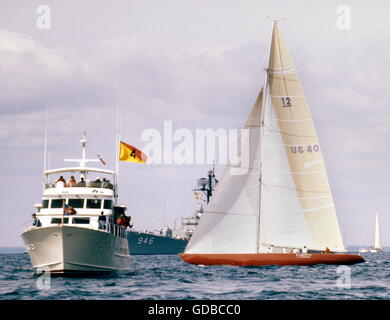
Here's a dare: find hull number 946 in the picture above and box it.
[137,236,154,245]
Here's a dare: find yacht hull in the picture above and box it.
[179,253,365,266]
[22,226,132,274]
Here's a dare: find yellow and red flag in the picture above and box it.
[119,141,147,164]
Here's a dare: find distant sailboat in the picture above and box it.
[370,213,383,253]
[180,21,365,266]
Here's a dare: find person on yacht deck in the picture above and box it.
[98,211,107,230]
[55,176,66,187]
[102,177,110,188]
[32,213,42,227]
[68,176,77,187]
[76,177,86,187]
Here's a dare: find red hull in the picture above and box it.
[179,253,365,266]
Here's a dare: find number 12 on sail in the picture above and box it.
[281,97,292,107]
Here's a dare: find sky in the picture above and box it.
[1,0,390,247]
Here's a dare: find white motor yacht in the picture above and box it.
[22,134,132,274]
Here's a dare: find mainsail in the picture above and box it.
[185,22,346,255]
[260,23,345,252]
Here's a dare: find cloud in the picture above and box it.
[0,28,263,130]
[0,30,113,114]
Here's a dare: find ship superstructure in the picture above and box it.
[127,167,218,254]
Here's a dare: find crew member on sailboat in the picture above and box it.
[180,21,365,266]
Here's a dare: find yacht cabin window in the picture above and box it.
[51,218,69,224]
[68,199,84,208]
[51,199,64,208]
[42,200,49,208]
[72,218,90,224]
[86,199,102,209]
[103,200,113,210]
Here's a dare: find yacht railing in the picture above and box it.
[45,182,114,190]
[102,221,126,239]
[22,221,38,232]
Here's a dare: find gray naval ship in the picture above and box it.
[127,168,218,255]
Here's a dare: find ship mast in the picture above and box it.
[256,20,277,253]
[194,166,218,204]
[43,103,49,172]
[42,103,49,192]
[64,131,100,179]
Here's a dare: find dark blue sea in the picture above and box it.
[1,249,389,300]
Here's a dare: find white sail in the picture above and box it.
[260,22,345,252]
[374,213,382,250]
[185,90,263,254]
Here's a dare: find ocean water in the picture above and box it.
[0,251,390,300]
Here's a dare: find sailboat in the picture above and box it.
[370,213,383,253]
[180,21,365,266]
[358,248,368,253]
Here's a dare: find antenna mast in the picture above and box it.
[114,92,122,202]
[43,102,49,171]
[64,131,99,168]
[115,99,121,178]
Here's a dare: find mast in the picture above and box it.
[47,101,52,170]
[256,21,275,253]
[42,102,49,192]
[43,102,49,172]
[80,131,88,168]
[64,131,100,179]
[374,212,381,250]
[115,102,119,178]
[194,166,218,204]
[115,101,121,202]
